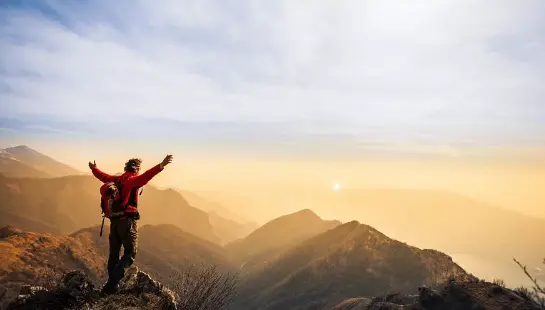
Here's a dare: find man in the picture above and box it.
[88,154,173,294]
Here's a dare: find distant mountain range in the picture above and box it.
[0,145,255,245]
[0,145,81,178]
[1,144,544,309]
[0,172,221,244]
[179,190,258,245]
[0,215,476,310]
[1,205,541,309]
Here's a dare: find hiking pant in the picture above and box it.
[107,217,138,287]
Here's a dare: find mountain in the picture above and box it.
[232,221,475,310]
[3,223,542,310]
[0,145,81,178]
[180,190,258,245]
[0,225,107,308]
[0,224,234,308]
[326,189,545,266]
[225,209,341,272]
[0,174,221,244]
[0,156,50,178]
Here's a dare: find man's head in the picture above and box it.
[124,158,142,174]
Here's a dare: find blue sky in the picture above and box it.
[1,0,545,157]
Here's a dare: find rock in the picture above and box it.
[368,301,406,309]
[417,286,444,308]
[119,266,177,310]
[371,293,419,305]
[19,285,47,296]
[58,270,95,299]
[7,285,49,310]
[6,268,177,310]
[333,297,372,309]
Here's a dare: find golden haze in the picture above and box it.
[28,139,545,225]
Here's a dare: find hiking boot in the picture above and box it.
[101,283,119,295]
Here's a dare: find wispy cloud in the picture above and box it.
[1,0,544,150]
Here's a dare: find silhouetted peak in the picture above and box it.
[4,145,37,154]
[344,220,361,226]
[258,209,323,228]
[291,208,319,217]
[6,145,30,150]
[319,220,390,243]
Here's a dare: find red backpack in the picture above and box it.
[98,176,129,236]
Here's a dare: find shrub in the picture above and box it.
[166,263,239,310]
[492,278,505,288]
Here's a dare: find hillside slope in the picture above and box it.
[0,174,220,243]
[0,224,234,307]
[233,221,474,310]
[0,157,51,178]
[0,145,80,178]
[225,209,341,271]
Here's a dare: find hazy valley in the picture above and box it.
[0,145,544,309]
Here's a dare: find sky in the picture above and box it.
[1,0,544,159]
[1,1,545,219]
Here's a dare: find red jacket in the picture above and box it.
[92,164,163,215]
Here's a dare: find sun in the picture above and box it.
[332,183,342,192]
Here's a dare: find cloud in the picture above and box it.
[1,0,544,147]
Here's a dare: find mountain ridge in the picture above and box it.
[226,209,342,273]
[0,173,221,244]
[0,145,81,178]
[233,220,476,309]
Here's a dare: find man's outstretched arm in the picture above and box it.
[128,155,173,188]
[89,160,116,183]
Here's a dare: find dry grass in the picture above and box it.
[492,278,506,288]
[159,263,239,310]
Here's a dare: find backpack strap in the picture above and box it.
[114,174,138,218]
[114,174,130,195]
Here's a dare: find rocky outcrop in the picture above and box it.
[6,267,177,310]
[333,280,544,310]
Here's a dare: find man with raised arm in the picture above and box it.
[88,154,173,294]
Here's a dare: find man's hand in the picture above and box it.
[88,160,96,170]
[160,155,173,169]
